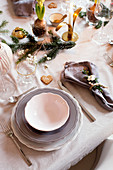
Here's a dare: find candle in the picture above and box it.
[69,1,73,26]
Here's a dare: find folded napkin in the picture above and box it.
[61,61,113,111]
[11,0,35,16]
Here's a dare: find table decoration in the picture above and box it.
[0,11,9,34]
[2,30,76,64]
[56,7,82,42]
[32,0,46,37]
[41,75,53,85]
[12,27,28,39]
[61,61,113,111]
[48,2,57,9]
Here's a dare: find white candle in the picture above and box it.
[69,1,73,26]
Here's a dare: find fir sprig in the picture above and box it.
[10,35,19,44]
[38,47,59,63]
[0,20,8,29]
[0,29,9,33]
[0,18,9,33]
[0,11,3,14]
[2,31,76,64]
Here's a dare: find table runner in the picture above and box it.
[0,0,113,170]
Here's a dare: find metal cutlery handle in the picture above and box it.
[9,134,32,166]
[76,99,96,122]
[58,81,96,122]
[19,86,37,98]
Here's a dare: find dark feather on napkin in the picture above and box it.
[61,61,113,111]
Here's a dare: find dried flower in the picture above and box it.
[87,75,96,81]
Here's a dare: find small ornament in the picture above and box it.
[12,27,27,39]
[41,75,53,85]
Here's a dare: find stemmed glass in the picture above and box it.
[61,0,70,13]
[93,0,111,44]
[16,59,37,88]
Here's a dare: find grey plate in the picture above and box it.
[14,88,80,144]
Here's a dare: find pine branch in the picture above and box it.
[0,11,3,14]
[10,35,19,44]
[0,30,9,33]
[2,31,76,64]
[38,47,59,64]
[0,20,8,29]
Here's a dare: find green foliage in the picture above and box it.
[82,69,89,75]
[35,2,45,20]
[79,11,86,18]
[3,31,76,64]
[0,13,9,33]
[10,36,19,44]
[0,20,8,29]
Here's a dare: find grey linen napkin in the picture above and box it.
[61,61,113,111]
[11,0,35,16]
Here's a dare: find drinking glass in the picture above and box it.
[16,59,37,87]
[86,2,98,26]
[61,0,70,13]
[0,74,16,100]
[93,0,111,44]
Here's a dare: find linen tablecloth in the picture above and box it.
[0,0,113,170]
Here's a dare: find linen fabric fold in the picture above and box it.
[61,61,113,111]
[11,0,35,16]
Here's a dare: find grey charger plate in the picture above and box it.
[14,88,80,144]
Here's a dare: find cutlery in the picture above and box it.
[58,80,96,122]
[103,53,113,67]
[8,86,37,103]
[0,120,32,166]
[109,62,113,67]
[109,39,113,45]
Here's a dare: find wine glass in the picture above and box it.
[93,0,111,44]
[61,0,70,13]
[16,58,37,89]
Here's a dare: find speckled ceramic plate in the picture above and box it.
[13,88,82,144]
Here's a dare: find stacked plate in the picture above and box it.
[11,88,83,151]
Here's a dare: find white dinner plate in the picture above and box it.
[25,92,69,131]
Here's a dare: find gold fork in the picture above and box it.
[0,120,32,166]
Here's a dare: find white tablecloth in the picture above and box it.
[0,0,113,170]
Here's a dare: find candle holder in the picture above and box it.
[62,31,78,42]
[56,7,82,42]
